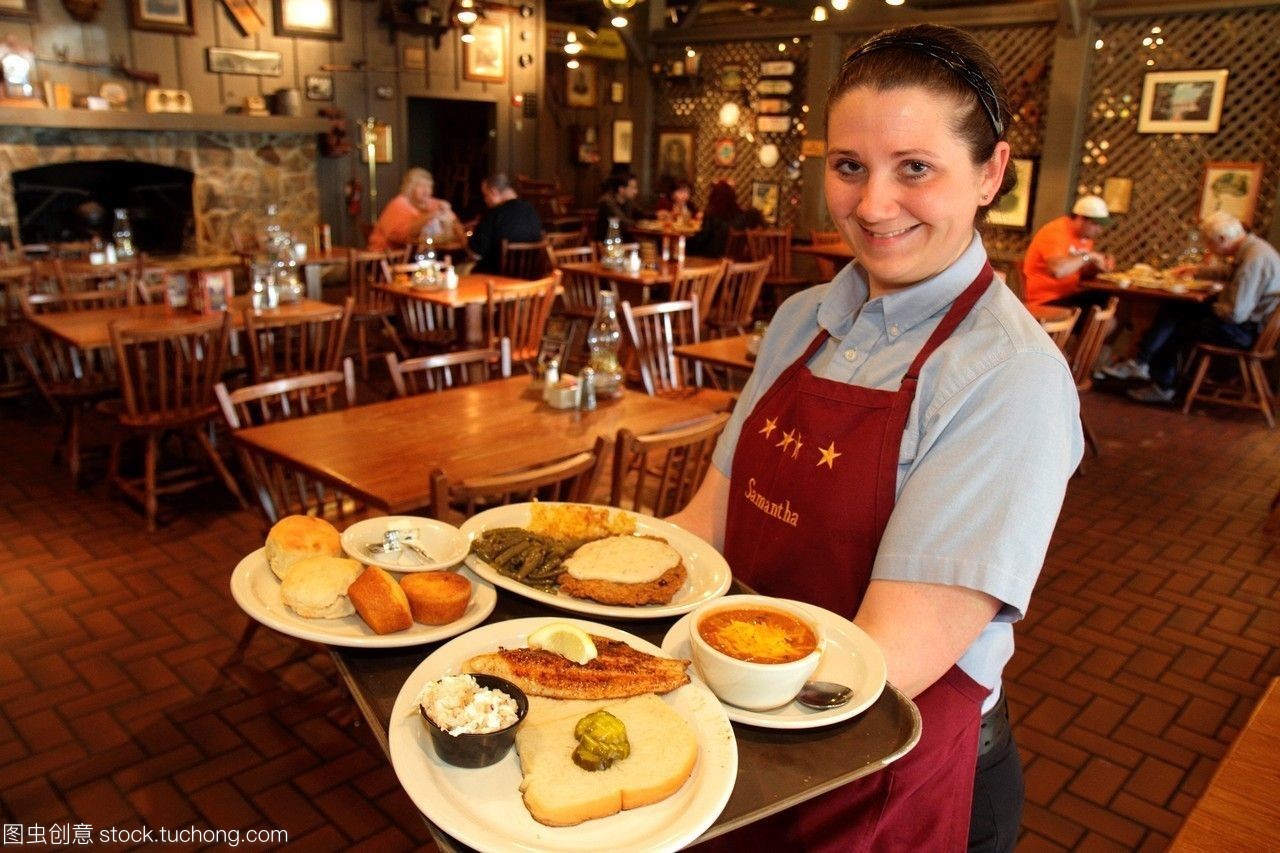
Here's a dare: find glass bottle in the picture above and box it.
[111,208,135,259]
[604,217,622,268]
[586,290,624,398]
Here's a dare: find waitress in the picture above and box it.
[671,24,1082,852]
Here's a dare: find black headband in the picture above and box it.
[843,36,1005,138]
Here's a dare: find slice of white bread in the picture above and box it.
[265,515,342,580]
[279,555,362,619]
[515,693,697,827]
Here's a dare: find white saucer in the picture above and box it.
[661,602,886,729]
[340,516,469,572]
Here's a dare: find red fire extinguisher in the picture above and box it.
[345,178,362,219]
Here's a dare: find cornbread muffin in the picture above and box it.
[265,515,343,581]
[347,566,414,634]
[279,555,362,619]
[400,571,472,625]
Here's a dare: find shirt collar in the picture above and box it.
[816,232,989,338]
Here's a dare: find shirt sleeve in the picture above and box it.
[872,350,1082,620]
[1218,252,1266,323]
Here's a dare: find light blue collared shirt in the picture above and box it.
[713,234,1084,709]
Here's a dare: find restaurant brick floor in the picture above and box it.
[0,383,1277,851]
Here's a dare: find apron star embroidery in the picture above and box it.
[817,442,841,469]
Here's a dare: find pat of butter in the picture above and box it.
[386,520,419,541]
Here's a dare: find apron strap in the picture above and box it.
[904,262,995,382]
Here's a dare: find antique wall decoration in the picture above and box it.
[612,120,633,164]
[220,0,265,36]
[712,138,736,167]
[986,157,1036,229]
[464,11,508,83]
[360,122,392,164]
[1138,69,1228,134]
[657,128,695,184]
[751,181,780,225]
[1199,161,1263,226]
[566,60,598,108]
[130,0,193,34]
[275,0,341,39]
[207,47,282,76]
[304,74,333,101]
[609,80,625,104]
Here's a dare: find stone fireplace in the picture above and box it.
[0,125,320,256]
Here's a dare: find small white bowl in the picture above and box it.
[689,594,824,711]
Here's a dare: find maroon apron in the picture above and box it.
[716,264,996,852]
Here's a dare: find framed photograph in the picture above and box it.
[612,120,633,164]
[220,0,265,36]
[1199,161,1263,226]
[275,0,341,39]
[1138,69,1229,134]
[0,0,37,20]
[720,64,743,91]
[712,137,736,168]
[194,269,233,315]
[566,61,598,108]
[403,46,427,70]
[360,122,393,164]
[986,157,1036,229]
[574,126,600,165]
[165,272,191,311]
[609,80,625,104]
[657,128,695,184]
[129,0,193,33]
[206,47,282,77]
[464,13,508,83]
[304,74,333,101]
[751,181,780,225]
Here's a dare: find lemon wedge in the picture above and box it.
[527,623,598,665]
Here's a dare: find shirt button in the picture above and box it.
[889,324,900,336]
[843,349,857,362]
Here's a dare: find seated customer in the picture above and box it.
[1103,211,1280,403]
[686,181,762,258]
[655,179,699,222]
[467,173,543,275]
[367,168,464,252]
[594,172,640,241]
[1022,195,1116,308]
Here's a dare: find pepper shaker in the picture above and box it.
[543,357,560,402]
[578,367,597,411]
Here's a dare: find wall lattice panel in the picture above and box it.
[838,23,1056,258]
[1082,9,1280,265]
[654,39,810,227]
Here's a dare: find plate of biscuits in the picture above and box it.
[229,516,496,648]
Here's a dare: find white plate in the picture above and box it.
[340,516,470,572]
[229,548,495,648]
[389,617,737,853]
[662,601,887,729]
[459,503,732,620]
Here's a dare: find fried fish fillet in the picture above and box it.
[465,636,691,699]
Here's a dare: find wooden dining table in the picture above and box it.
[792,241,856,263]
[560,256,722,305]
[26,295,337,350]
[1082,273,1220,304]
[675,333,757,373]
[377,272,532,345]
[231,376,732,514]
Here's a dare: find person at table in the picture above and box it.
[655,179,699,223]
[467,172,543,275]
[666,24,1081,853]
[367,168,465,253]
[594,172,641,241]
[1103,211,1280,403]
[1021,195,1117,308]
[685,180,763,258]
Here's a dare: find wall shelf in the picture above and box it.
[0,108,330,134]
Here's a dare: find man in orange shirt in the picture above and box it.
[1022,195,1116,308]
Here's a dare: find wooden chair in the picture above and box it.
[1067,297,1119,459]
[243,296,353,381]
[485,273,558,370]
[347,249,406,379]
[55,258,141,298]
[706,257,771,338]
[620,298,706,396]
[808,230,845,282]
[394,294,459,353]
[500,238,552,280]
[546,229,587,250]
[134,260,172,305]
[670,260,727,318]
[1181,305,1280,428]
[1039,307,1082,351]
[430,435,608,524]
[610,412,730,517]
[745,227,809,293]
[385,340,512,397]
[216,363,366,529]
[23,291,127,485]
[0,265,39,401]
[556,262,611,371]
[725,229,752,262]
[105,313,247,530]
[548,244,597,268]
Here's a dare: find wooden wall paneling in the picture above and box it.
[179,0,221,110]
[127,32,180,104]
[30,2,92,97]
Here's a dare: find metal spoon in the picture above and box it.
[796,681,854,709]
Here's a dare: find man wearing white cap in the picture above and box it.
[1022,195,1116,308]
[1105,211,1280,403]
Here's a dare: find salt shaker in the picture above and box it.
[581,366,599,409]
[543,358,560,403]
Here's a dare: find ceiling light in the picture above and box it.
[810,5,827,21]
[564,31,582,54]
[885,0,904,5]
[460,28,475,42]
[454,0,479,26]
[567,58,580,69]
[611,14,627,26]
[686,48,696,58]
[830,0,848,10]
[719,101,740,126]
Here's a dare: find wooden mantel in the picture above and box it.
[0,107,329,134]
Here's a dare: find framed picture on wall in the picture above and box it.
[610,81,625,104]
[712,137,736,167]
[1138,69,1228,134]
[274,0,341,40]
[612,120,634,164]
[1199,161,1263,226]
[657,128,694,184]
[464,13,508,83]
[360,122,393,164]
[304,74,333,101]
[0,0,38,19]
[751,181,780,225]
[566,61,598,108]
[986,157,1036,229]
[129,0,193,34]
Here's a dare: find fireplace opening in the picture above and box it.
[12,160,195,255]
